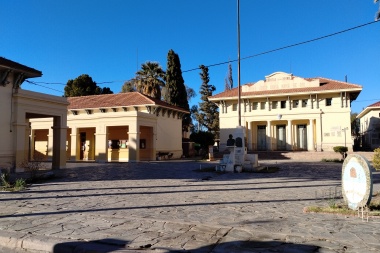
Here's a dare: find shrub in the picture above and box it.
[19,160,46,181]
[0,173,10,188]
[333,146,348,160]
[190,131,215,150]
[14,178,26,190]
[373,148,380,171]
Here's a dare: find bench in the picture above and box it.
[156,152,173,160]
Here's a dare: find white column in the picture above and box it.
[95,125,107,162]
[315,114,322,151]
[287,120,292,150]
[47,127,53,161]
[267,120,272,150]
[128,122,139,162]
[70,127,77,161]
[308,119,315,151]
[52,116,67,170]
[247,121,252,151]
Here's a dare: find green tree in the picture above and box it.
[190,130,215,151]
[135,62,165,99]
[164,49,191,131]
[64,74,113,97]
[121,79,137,93]
[193,65,219,137]
[186,85,196,101]
[100,87,114,94]
[224,62,233,91]
[351,112,359,136]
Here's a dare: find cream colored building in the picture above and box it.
[31,92,188,162]
[357,101,380,150]
[209,72,362,152]
[0,57,68,172]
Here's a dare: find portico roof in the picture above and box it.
[356,101,380,119]
[209,75,362,101]
[67,92,189,113]
[0,57,42,78]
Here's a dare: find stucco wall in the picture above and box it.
[218,91,353,152]
[0,74,15,168]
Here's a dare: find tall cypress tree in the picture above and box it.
[165,49,191,131]
[194,65,219,136]
[224,62,233,91]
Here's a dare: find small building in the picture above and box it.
[209,72,362,152]
[356,101,380,151]
[0,57,68,171]
[31,92,189,162]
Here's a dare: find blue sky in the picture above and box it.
[2,1,380,113]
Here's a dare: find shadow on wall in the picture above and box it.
[52,238,321,253]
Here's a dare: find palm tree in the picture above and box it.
[135,62,165,99]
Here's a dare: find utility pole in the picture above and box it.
[237,0,241,126]
[375,0,380,21]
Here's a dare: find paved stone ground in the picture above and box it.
[1,159,380,252]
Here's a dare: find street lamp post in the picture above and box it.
[342,127,349,148]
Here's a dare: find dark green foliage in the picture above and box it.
[121,79,137,93]
[190,131,215,150]
[100,87,114,94]
[224,62,233,91]
[164,49,191,131]
[333,146,348,160]
[351,113,359,136]
[193,65,219,136]
[64,74,113,97]
[373,148,380,171]
[135,62,165,99]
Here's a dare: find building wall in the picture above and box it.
[0,73,15,168]
[30,105,184,162]
[359,109,380,150]
[219,92,352,152]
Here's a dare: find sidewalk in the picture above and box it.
[1,159,380,252]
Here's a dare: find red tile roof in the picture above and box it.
[209,76,362,100]
[367,101,380,108]
[0,57,42,78]
[67,92,189,112]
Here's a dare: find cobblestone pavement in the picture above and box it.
[1,160,380,252]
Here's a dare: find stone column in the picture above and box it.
[308,119,315,151]
[128,122,139,162]
[95,125,107,162]
[47,127,53,161]
[315,115,322,151]
[52,116,67,170]
[247,121,252,151]
[267,120,272,151]
[70,127,77,161]
[287,120,292,150]
[13,121,28,170]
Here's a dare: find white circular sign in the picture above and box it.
[342,154,373,210]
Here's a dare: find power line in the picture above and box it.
[25,80,64,93]
[24,20,379,88]
[183,20,379,73]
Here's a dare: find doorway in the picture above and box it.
[257,125,267,151]
[297,125,308,150]
[277,125,286,150]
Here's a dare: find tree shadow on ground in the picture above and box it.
[52,238,322,253]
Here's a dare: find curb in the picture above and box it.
[0,231,153,253]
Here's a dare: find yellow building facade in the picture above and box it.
[31,92,188,162]
[357,101,380,150]
[0,57,68,172]
[209,72,362,152]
